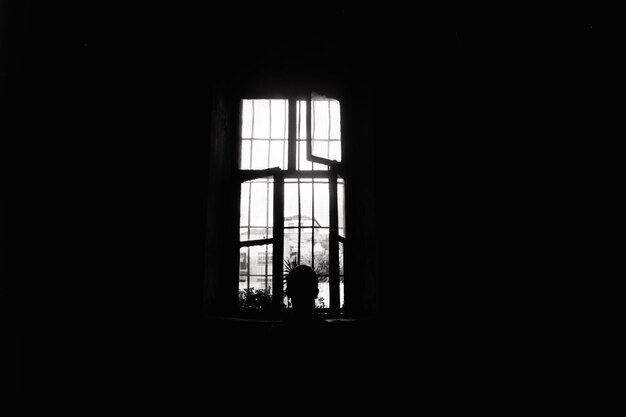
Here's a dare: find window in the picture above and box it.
[238,94,345,312]
[257,252,273,265]
[239,252,248,274]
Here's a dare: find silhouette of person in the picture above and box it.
[285,264,319,320]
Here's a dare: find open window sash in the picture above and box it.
[304,92,344,313]
[238,170,284,309]
[306,92,342,168]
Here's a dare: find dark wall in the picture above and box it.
[5,2,602,413]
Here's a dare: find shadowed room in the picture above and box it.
[3,3,601,414]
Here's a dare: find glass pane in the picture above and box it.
[297,141,312,171]
[240,140,251,169]
[297,100,307,139]
[249,181,268,226]
[240,182,250,227]
[269,140,285,169]
[312,140,328,160]
[239,245,273,305]
[310,95,342,164]
[299,181,313,227]
[249,227,271,240]
[270,99,287,139]
[284,182,298,226]
[339,241,344,276]
[340,276,344,310]
[338,178,345,236]
[283,228,312,267]
[329,141,341,161]
[249,276,269,292]
[329,100,341,139]
[241,100,253,139]
[267,187,273,228]
[313,161,328,171]
[284,228,299,264]
[313,182,329,227]
[250,246,272,280]
[252,99,270,139]
[241,98,288,170]
[313,228,330,276]
[312,100,329,140]
[251,245,273,277]
[241,179,273,241]
[317,280,329,309]
[250,140,270,169]
[299,229,313,267]
[239,247,250,288]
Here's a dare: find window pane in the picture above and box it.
[249,181,269,226]
[250,140,270,169]
[340,276,344,310]
[284,228,312,267]
[312,140,328,160]
[299,141,327,171]
[299,181,313,227]
[239,245,273,297]
[285,180,313,228]
[241,179,273,241]
[240,182,250,227]
[312,100,329,140]
[267,186,273,227]
[313,228,330,276]
[284,229,299,263]
[241,100,253,139]
[284,182,298,226]
[269,140,285,169]
[338,178,345,236]
[252,99,270,139]
[270,99,287,139]
[310,96,342,164]
[249,276,269,292]
[313,182,329,227]
[249,227,271,240]
[299,229,313,267]
[313,161,327,171]
[239,247,250,285]
[339,218,345,309]
[329,100,341,139]
[252,244,273,276]
[317,280,329,309]
[241,99,288,170]
[240,140,251,169]
[297,100,307,139]
[297,141,312,171]
[329,141,341,161]
[339,241,344,276]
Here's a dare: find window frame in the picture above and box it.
[237,93,344,314]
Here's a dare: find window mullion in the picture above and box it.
[327,100,331,159]
[288,98,297,171]
[272,173,284,309]
[297,179,301,265]
[311,178,315,271]
[329,167,340,313]
[249,100,255,169]
[265,178,270,290]
[267,100,272,168]
[306,95,312,163]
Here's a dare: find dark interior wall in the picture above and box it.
[5,2,603,413]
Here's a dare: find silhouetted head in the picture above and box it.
[285,265,319,313]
